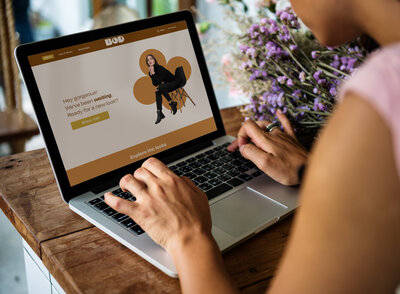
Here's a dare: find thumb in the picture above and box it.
[105,192,138,218]
[239,143,272,171]
[276,109,296,139]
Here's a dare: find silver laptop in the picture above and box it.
[15,11,298,277]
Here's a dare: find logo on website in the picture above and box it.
[105,36,125,46]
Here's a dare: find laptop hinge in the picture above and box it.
[162,140,213,165]
[90,140,213,194]
[91,177,120,195]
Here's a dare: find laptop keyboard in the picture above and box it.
[86,142,263,236]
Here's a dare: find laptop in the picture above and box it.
[15,10,298,278]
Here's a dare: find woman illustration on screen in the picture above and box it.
[146,54,179,124]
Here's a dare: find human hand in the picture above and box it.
[149,65,155,75]
[104,157,213,255]
[227,110,309,186]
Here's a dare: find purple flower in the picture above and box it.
[313,70,323,81]
[299,71,306,82]
[330,60,340,69]
[329,87,337,96]
[246,47,257,58]
[311,50,320,59]
[238,44,249,53]
[287,78,294,86]
[289,44,298,51]
[297,105,310,116]
[280,11,289,21]
[260,18,268,25]
[292,89,301,99]
[277,76,287,84]
[313,98,327,111]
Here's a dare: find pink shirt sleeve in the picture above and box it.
[338,43,400,178]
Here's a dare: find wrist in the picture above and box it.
[167,230,217,263]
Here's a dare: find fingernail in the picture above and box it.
[277,109,282,115]
[239,145,245,152]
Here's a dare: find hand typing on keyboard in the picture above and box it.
[227,109,309,186]
[104,157,214,254]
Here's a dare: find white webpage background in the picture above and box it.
[32,30,214,170]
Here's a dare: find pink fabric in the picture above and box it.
[338,43,400,178]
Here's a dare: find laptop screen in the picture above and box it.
[27,20,217,186]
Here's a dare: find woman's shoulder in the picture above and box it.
[339,42,400,97]
[339,42,400,116]
[339,42,400,175]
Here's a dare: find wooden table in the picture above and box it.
[0,107,293,294]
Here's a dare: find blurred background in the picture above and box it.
[0,0,250,293]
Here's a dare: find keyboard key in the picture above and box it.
[103,207,118,216]
[214,145,224,151]
[194,176,208,183]
[179,166,193,173]
[238,173,253,181]
[219,174,231,181]
[174,170,183,176]
[118,192,131,199]
[208,178,222,186]
[252,170,263,177]
[128,196,137,202]
[199,182,213,191]
[121,218,136,228]
[204,172,217,180]
[214,151,225,157]
[94,202,109,211]
[112,213,129,222]
[113,188,123,194]
[88,198,102,205]
[205,149,215,155]
[169,165,178,171]
[213,167,225,174]
[207,154,219,161]
[227,178,244,187]
[185,157,196,163]
[182,172,197,179]
[100,195,105,200]
[210,159,225,167]
[202,164,214,172]
[206,183,232,200]
[177,161,187,167]
[232,159,243,166]
[238,166,249,173]
[198,158,211,165]
[245,161,256,169]
[195,153,206,159]
[222,163,235,170]
[130,225,145,235]
[193,168,207,175]
[233,151,242,158]
[227,170,240,177]
[222,142,230,147]
[220,156,232,163]
[189,161,201,169]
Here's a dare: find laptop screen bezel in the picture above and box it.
[15,10,226,203]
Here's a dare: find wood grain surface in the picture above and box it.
[0,107,294,293]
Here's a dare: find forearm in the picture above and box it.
[169,233,239,294]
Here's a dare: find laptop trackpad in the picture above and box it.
[210,187,287,237]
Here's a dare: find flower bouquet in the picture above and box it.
[203,0,368,146]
